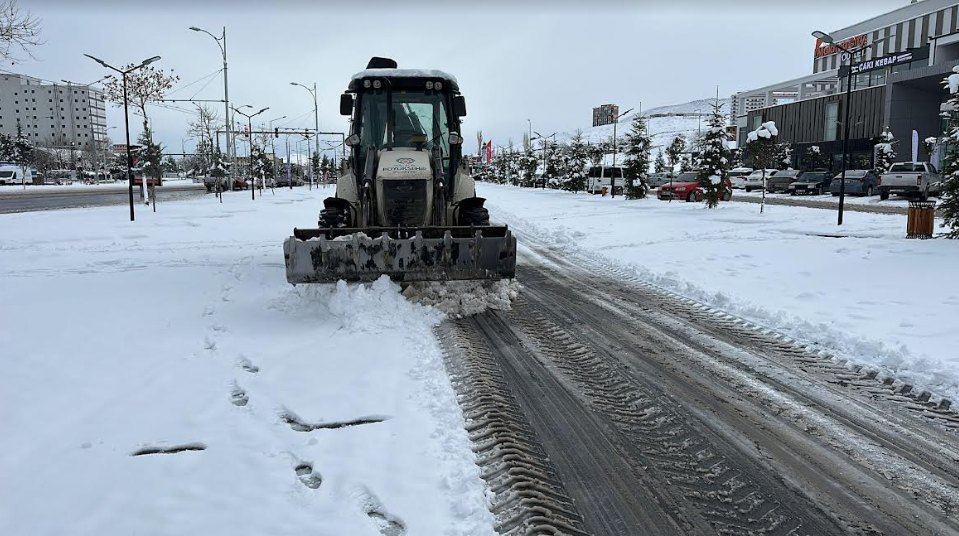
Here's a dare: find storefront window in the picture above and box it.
[855,72,870,89]
[824,102,839,142]
[870,70,885,86]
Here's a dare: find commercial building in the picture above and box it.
[592,104,619,127]
[0,73,108,151]
[732,0,959,170]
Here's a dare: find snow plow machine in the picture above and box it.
[283,57,516,284]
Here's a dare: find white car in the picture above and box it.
[0,165,31,185]
[728,168,753,189]
[744,169,778,192]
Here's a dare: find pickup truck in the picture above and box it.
[878,162,942,200]
[203,175,231,192]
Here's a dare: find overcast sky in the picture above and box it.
[15,0,911,158]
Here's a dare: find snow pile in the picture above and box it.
[478,183,959,401]
[747,121,778,141]
[402,279,520,318]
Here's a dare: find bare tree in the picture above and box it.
[187,104,220,175]
[0,0,41,64]
[102,65,179,134]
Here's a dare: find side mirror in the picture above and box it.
[452,95,467,117]
[449,132,463,145]
[339,94,354,116]
[345,134,360,147]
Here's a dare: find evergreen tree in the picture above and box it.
[666,134,686,172]
[874,128,896,174]
[518,147,538,186]
[11,123,33,186]
[137,126,163,181]
[622,114,651,199]
[729,147,744,169]
[697,102,731,208]
[654,149,667,173]
[938,67,959,237]
[803,145,827,170]
[565,132,589,192]
[775,143,793,170]
[586,140,605,166]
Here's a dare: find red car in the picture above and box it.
[657,172,732,202]
[232,177,250,190]
[132,175,163,187]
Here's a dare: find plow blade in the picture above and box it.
[284,226,517,284]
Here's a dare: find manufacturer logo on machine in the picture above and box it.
[396,157,415,164]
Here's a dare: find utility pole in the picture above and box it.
[189,26,233,191]
[233,105,269,200]
[291,81,319,190]
[610,106,635,198]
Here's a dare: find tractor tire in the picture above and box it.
[459,206,490,226]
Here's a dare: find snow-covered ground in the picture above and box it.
[479,183,959,400]
[0,188,494,536]
[0,178,201,195]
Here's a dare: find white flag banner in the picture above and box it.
[912,130,919,162]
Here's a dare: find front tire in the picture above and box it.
[879,190,889,200]
[687,191,700,202]
[745,187,752,193]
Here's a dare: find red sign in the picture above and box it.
[814,34,867,58]
[485,140,492,163]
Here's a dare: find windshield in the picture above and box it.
[836,171,866,179]
[774,171,799,178]
[357,89,452,175]
[0,171,13,178]
[673,173,698,182]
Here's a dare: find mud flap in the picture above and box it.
[283,226,517,283]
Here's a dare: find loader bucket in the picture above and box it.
[283,226,517,284]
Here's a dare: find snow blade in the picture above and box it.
[284,226,517,284]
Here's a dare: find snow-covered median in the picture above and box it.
[480,183,959,400]
[0,188,494,536]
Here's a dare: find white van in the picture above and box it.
[587,165,625,195]
[0,165,31,185]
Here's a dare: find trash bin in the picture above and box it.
[601,186,609,196]
[906,200,936,239]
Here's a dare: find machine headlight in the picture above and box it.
[372,80,381,89]
[425,81,434,90]
[363,80,371,88]
[435,81,443,90]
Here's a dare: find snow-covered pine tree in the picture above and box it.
[697,101,730,208]
[938,66,959,237]
[562,132,589,192]
[654,149,667,173]
[775,143,793,170]
[519,147,538,187]
[803,145,826,170]
[136,126,163,183]
[666,134,686,172]
[622,114,651,199]
[874,127,896,175]
[11,123,33,186]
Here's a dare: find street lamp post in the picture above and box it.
[190,26,233,189]
[291,81,319,190]
[83,53,161,222]
[531,131,557,189]
[610,107,634,198]
[269,115,286,191]
[812,30,885,226]
[233,105,269,200]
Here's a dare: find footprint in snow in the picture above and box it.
[353,485,406,536]
[203,336,217,351]
[294,462,322,489]
[237,355,259,374]
[202,305,215,317]
[230,382,249,407]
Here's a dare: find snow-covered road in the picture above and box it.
[479,183,959,400]
[0,188,494,536]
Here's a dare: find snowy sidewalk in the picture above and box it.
[480,183,959,400]
[0,188,493,536]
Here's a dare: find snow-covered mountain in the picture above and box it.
[555,98,730,154]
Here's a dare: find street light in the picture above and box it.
[812,30,885,225]
[269,115,286,189]
[83,53,161,221]
[610,107,634,198]
[233,105,269,200]
[190,26,233,187]
[531,131,557,189]
[291,81,319,190]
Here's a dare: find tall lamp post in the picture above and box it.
[268,115,286,188]
[233,105,269,200]
[83,53,161,222]
[610,107,634,198]
[812,31,884,225]
[291,81,318,190]
[531,131,557,189]
[189,26,233,186]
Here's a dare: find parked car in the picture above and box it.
[828,169,880,196]
[132,175,163,187]
[787,171,833,195]
[533,176,547,188]
[766,170,802,193]
[647,172,677,188]
[587,165,625,195]
[276,175,304,187]
[878,162,942,200]
[657,172,732,202]
[728,167,753,189]
[0,165,31,185]
[743,169,778,192]
[233,177,250,190]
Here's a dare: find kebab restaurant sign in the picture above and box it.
[814,34,867,58]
